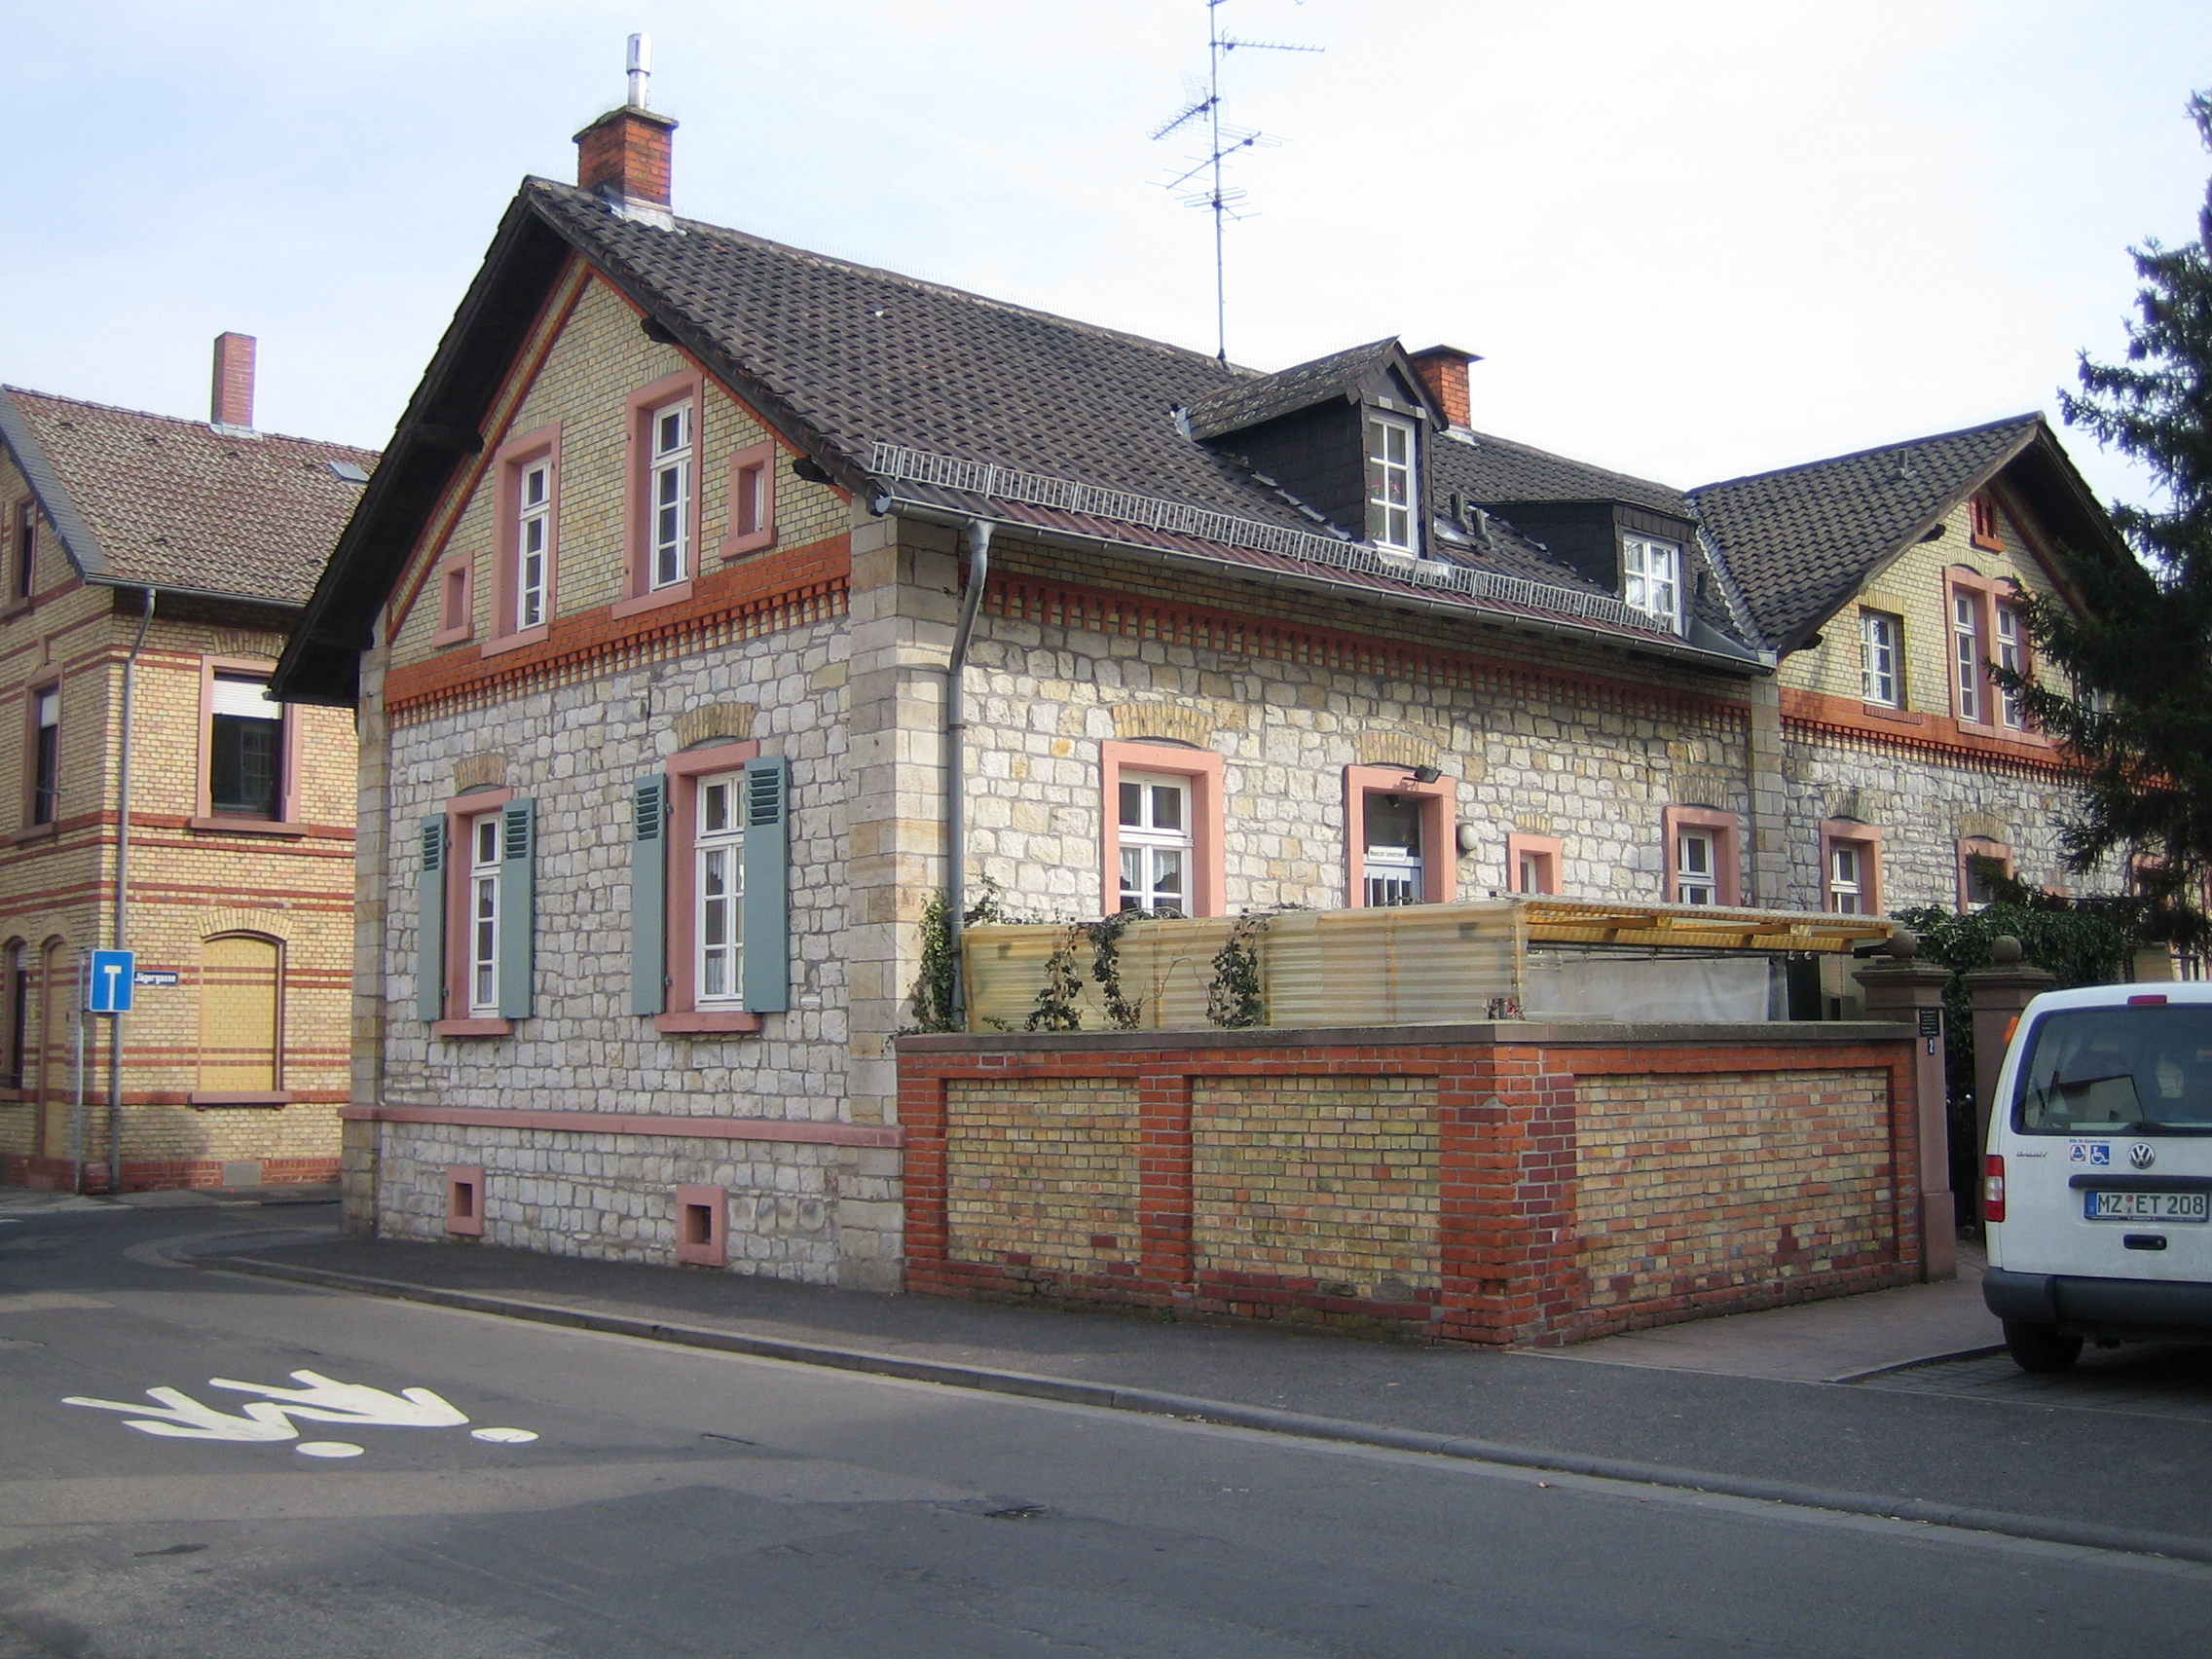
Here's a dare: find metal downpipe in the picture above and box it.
[943,520,992,1025]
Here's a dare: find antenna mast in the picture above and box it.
[1150,0,1319,362]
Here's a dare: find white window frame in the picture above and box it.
[516,460,551,629]
[1675,830,1717,904]
[1622,535,1682,632]
[467,813,501,1015]
[1364,413,1418,552]
[1995,604,2025,729]
[1953,591,1984,723]
[1827,843,1866,914]
[1860,610,1900,707]
[1362,793,1425,908]
[1118,771,1193,914]
[695,771,746,1005]
[648,400,694,590]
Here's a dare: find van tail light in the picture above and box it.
[2128,993,2168,1006]
[1984,1155,2007,1224]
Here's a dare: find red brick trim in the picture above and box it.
[343,1101,903,1147]
[1781,684,2071,777]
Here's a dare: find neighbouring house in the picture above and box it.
[0,337,368,1192]
[273,73,2128,1322]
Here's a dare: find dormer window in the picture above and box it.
[1622,535,1681,631]
[1364,413,1418,552]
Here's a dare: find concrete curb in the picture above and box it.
[201,1251,2212,1568]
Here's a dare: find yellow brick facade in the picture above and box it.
[0,445,355,1192]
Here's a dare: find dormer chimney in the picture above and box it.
[1408,344,1479,431]
[574,33,678,230]
[210,332,255,431]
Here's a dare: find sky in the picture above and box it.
[2,1,2207,516]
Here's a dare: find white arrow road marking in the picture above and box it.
[205,1370,470,1428]
[63,1387,299,1442]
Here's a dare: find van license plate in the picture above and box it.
[2084,1191,2210,1223]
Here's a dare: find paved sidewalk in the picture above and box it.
[1531,1242,2002,1382]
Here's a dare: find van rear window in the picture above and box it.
[2014,1006,2212,1134]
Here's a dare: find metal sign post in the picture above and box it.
[71,950,87,1197]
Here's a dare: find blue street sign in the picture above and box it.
[88,950,134,1014]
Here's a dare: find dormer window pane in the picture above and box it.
[1364,414,1417,552]
[1622,535,1681,631]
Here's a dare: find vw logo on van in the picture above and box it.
[2129,1143,2157,1170]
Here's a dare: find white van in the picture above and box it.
[1982,980,2212,1373]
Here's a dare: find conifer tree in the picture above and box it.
[1995,92,2212,948]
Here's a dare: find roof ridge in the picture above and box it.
[525,178,1259,381]
[3,386,380,460]
[1687,412,2044,496]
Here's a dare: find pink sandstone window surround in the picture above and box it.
[1099,740,1226,918]
[1942,567,2042,739]
[674,1183,728,1266]
[430,553,474,647]
[720,439,779,559]
[434,785,515,1037]
[1663,805,1742,907]
[446,1165,486,1235]
[1506,832,1563,896]
[1820,820,1884,916]
[190,657,305,834]
[1958,835,2013,909]
[658,740,765,1034]
[482,424,562,658]
[614,370,706,620]
[1345,765,1456,908]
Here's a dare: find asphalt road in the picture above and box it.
[4,1203,2209,1658]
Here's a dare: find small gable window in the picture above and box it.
[1622,535,1681,631]
[1364,413,1418,552]
[515,460,551,629]
[1860,610,1901,707]
[1969,493,2003,551]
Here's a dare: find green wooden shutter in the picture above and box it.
[631,776,668,1015]
[498,798,535,1019]
[740,756,790,1014]
[417,816,447,1022]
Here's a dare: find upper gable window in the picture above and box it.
[515,460,551,630]
[1622,535,1682,631]
[1860,609,1901,707]
[1969,493,2003,551]
[1364,413,1418,552]
[650,400,695,590]
[11,500,33,605]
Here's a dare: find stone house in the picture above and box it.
[0,337,367,1191]
[275,82,2126,1286]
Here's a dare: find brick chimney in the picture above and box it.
[574,34,678,229]
[1407,344,1480,431]
[210,332,256,430]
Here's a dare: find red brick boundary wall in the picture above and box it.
[899,1022,1924,1346]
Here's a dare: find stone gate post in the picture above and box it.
[1856,934,1957,1281]
[1961,937,2054,1225]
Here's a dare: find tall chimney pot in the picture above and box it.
[210,332,256,430]
[1407,344,1480,432]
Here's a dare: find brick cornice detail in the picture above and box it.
[1780,685,2075,778]
[986,572,1750,731]
[385,536,849,724]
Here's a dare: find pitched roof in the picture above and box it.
[1688,414,2044,648]
[1450,427,1694,520]
[280,178,1752,700]
[0,388,377,608]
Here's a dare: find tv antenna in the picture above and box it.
[1150,0,1319,362]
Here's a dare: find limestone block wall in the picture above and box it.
[380,615,851,1119]
[956,536,1757,921]
[902,1023,1923,1346]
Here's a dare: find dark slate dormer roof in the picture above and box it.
[0,387,377,608]
[1688,414,2044,650]
[1451,427,1694,520]
[1184,338,1438,442]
